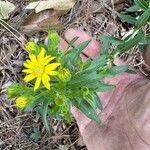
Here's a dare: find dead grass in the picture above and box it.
[0,0,150,149]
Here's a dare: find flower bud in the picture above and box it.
[48,30,59,47]
[15,96,28,109]
[81,86,90,97]
[58,68,71,82]
[25,42,38,53]
[7,84,24,98]
[55,95,66,106]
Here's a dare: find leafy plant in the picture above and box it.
[99,0,150,57]
[7,30,127,130]
[7,0,150,132]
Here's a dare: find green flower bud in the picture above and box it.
[81,86,90,97]
[7,84,24,98]
[48,30,59,50]
[55,95,66,106]
[58,68,71,82]
[25,42,39,53]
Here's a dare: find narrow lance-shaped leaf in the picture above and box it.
[134,0,149,10]
[135,8,150,29]
[42,100,51,132]
[82,54,107,74]
[126,5,140,12]
[115,30,144,53]
[69,72,103,87]
[93,93,103,110]
[139,35,150,44]
[108,65,128,75]
[67,36,79,50]
[98,35,123,54]
[65,40,91,63]
[72,99,101,123]
[119,14,137,25]
[95,82,115,92]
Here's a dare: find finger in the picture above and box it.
[65,28,101,59]
[59,37,68,50]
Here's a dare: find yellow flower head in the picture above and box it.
[16,96,28,109]
[23,48,60,91]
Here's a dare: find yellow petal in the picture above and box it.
[38,48,45,62]
[45,63,60,71]
[46,71,58,76]
[23,62,33,69]
[24,74,35,82]
[29,54,38,65]
[22,69,33,74]
[42,74,50,90]
[44,56,56,65]
[26,59,35,66]
[34,77,41,91]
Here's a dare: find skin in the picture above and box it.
[60,29,150,150]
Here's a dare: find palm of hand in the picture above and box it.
[60,29,150,150]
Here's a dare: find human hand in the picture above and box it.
[60,29,150,150]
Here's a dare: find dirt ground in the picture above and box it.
[0,0,150,150]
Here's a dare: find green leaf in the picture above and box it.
[69,72,103,87]
[67,36,79,50]
[93,94,103,110]
[85,94,96,109]
[98,35,123,45]
[119,14,137,25]
[126,5,140,12]
[82,58,92,70]
[116,30,144,53]
[47,30,60,54]
[98,35,123,54]
[134,0,149,10]
[41,100,50,132]
[7,83,33,98]
[72,99,101,123]
[108,65,128,75]
[135,8,150,29]
[140,35,150,44]
[82,55,107,74]
[30,128,41,142]
[49,105,60,116]
[65,40,91,64]
[63,111,72,124]
[95,83,115,92]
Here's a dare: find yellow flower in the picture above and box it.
[16,96,28,109]
[58,68,71,82]
[23,48,60,91]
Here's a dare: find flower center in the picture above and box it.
[34,66,44,76]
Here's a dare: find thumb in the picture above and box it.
[143,44,150,68]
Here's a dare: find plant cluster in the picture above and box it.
[99,0,150,56]
[7,0,150,131]
[7,30,128,131]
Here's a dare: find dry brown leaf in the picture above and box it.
[25,0,75,13]
[21,10,67,33]
[0,1,16,19]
